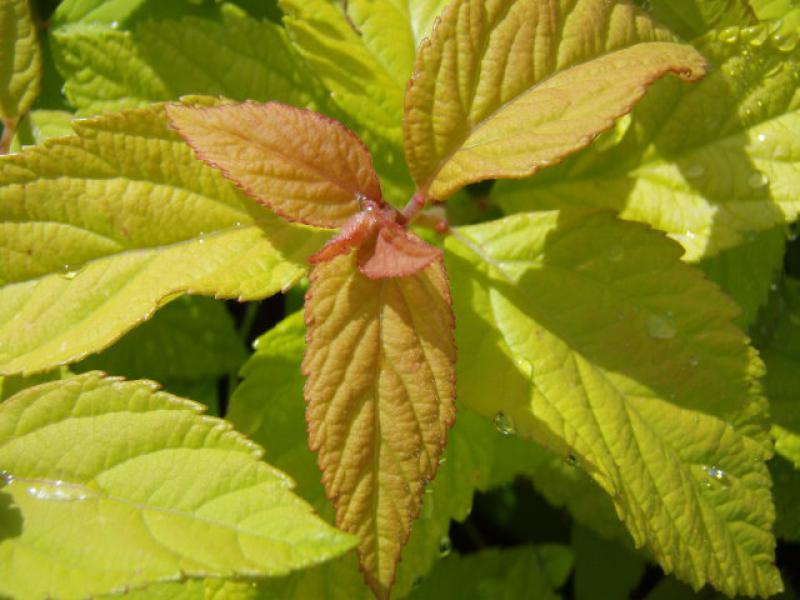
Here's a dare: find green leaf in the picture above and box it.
[227,311,551,599]
[74,296,246,382]
[494,24,800,261]
[51,6,328,117]
[403,0,706,200]
[0,366,70,401]
[0,0,41,121]
[10,109,74,151]
[408,545,573,600]
[572,524,645,600]
[278,0,451,203]
[756,277,800,468]
[770,455,800,542]
[51,0,222,28]
[109,579,261,600]
[0,372,355,599]
[444,209,779,596]
[0,102,328,375]
[697,226,786,327]
[643,0,756,40]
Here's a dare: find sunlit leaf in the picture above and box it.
[445,209,780,596]
[303,250,455,597]
[404,0,706,199]
[0,372,355,599]
[0,102,328,375]
[0,0,41,122]
[494,23,800,261]
[167,101,381,228]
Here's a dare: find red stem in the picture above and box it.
[0,118,16,155]
[400,192,427,225]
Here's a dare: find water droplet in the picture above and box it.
[646,313,676,340]
[771,32,798,52]
[110,20,120,29]
[742,25,768,47]
[493,411,516,436]
[26,480,92,502]
[515,358,533,379]
[438,536,453,557]
[684,163,705,179]
[688,356,700,368]
[438,454,447,466]
[748,171,769,189]
[565,454,579,467]
[197,231,206,244]
[62,265,78,280]
[755,132,767,144]
[701,464,730,487]
[718,27,739,44]
[0,471,12,487]
[234,221,243,228]
[684,230,697,240]
[607,245,624,262]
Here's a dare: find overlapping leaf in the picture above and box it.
[409,545,573,600]
[0,101,328,375]
[445,209,780,596]
[51,6,328,117]
[0,372,355,599]
[403,0,707,200]
[643,0,756,40]
[756,278,800,468]
[495,23,800,261]
[0,0,41,121]
[167,101,381,228]
[303,251,455,597]
[227,311,552,599]
[278,0,450,202]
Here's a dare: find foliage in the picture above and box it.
[0,0,798,599]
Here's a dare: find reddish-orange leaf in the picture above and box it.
[303,249,456,598]
[167,101,382,228]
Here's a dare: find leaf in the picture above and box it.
[403,0,707,200]
[756,278,800,469]
[75,296,245,382]
[494,23,800,261]
[643,0,756,40]
[0,372,355,599]
[0,0,41,121]
[51,6,328,117]
[303,249,456,597]
[408,545,573,600]
[279,0,452,204]
[167,101,381,229]
[0,102,328,375]
[444,209,780,596]
[10,109,74,151]
[697,226,786,327]
[227,311,548,599]
[109,578,260,600]
[572,524,645,600]
[770,455,800,542]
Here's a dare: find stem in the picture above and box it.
[0,118,16,155]
[400,192,428,224]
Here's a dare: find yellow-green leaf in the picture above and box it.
[403,0,707,200]
[167,101,382,229]
[494,24,800,261]
[0,102,328,375]
[0,0,41,121]
[303,251,456,597]
[0,372,355,599]
[445,209,780,596]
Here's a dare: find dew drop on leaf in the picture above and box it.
[701,464,731,488]
[438,536,453,557]
[26,480,92,502]
[565,454,579,468]
[515,357,533,379]
[62,265,78,280]
[742,25,768,47]
[718,27,739,44]
[771,32,798,53]
[0,471,12,487]
[493,411,516,436]
[645,313,676,340]
[688,355,700,368]
[748,172,769,189]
